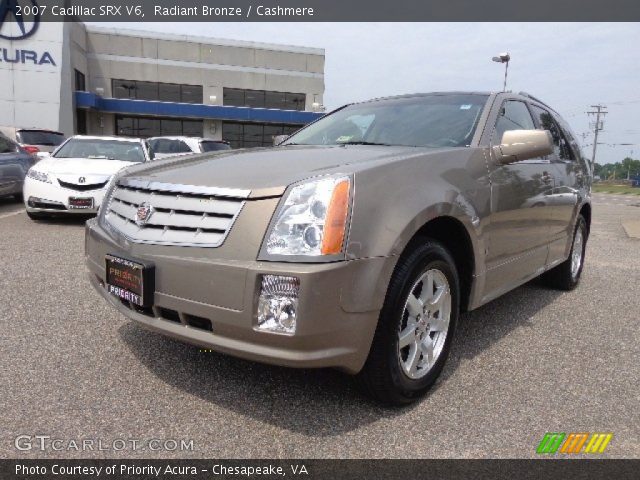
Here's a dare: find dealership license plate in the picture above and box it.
[69,197,94,209]
[105,255,155,307]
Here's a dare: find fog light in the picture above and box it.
[257,275,299,335]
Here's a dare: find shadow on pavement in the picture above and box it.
[118,279,563,436]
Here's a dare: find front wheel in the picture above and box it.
[356,240,459,405]
[542,215,587,290]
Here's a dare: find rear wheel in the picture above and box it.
[13,193,23,202]
[356,240,459,405]
[542,215,587,290]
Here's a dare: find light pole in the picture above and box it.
[492,52,511,92]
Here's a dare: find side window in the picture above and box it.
[530,105,575,161]
[0,136,16,154]
[493,101,536,144]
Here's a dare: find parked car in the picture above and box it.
[85,92,591,404]
[24,136,154,219]
[148,137,231,159]
[0,133,37,200]
[0,127,66,157]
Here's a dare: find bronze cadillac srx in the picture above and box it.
[85,92,591,404]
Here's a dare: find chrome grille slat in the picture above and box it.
[105,181,248,247]
[114,188,242,215]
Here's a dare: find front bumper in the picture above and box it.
[23,176,106,214]
[85,218,392,374]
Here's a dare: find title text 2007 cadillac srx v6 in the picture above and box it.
[85,92,591,404]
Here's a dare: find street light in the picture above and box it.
[492,52,511,92]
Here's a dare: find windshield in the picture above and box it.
[54,138,146,163]
[285,94,489,148]
[148,138,193,155]
[200,141,231,152]
[17,130,65,146]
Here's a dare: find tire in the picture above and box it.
[356,239,460,405]
[541,215,587,291]
[13,193,23,202]
[27,211,48,221]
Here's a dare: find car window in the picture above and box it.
[148,139,193,154]
[200,141,231,152]
[284,94,489,148]
[0,136,17,154]
[492,100,536,144]
[54,139,146,163]
[530,105,575,161]
[16,130,65,146]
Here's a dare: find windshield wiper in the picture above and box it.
[338,141,393,146]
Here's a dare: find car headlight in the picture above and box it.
[26,169,51,184]
[265,175,351,257]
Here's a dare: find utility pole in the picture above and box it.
[587,105,608,170]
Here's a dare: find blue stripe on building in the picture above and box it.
[75,92,323,125]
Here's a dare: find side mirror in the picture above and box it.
[493,129,553,163]
[273,135,289,146]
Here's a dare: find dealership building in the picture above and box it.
[0,21,325,148]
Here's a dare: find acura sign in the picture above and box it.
[0,0,40,40]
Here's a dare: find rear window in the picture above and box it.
[148,138,193,154]
[200,141,231,152]
[17,130,65,147]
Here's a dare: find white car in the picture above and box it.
[148,136,231,159]
[23,136,154,219]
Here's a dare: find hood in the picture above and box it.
[121,145,447,198]
[37,157,138,177]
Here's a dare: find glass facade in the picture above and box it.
[223,88,306,111]
[116,115,203,138]
[222,122,300,149]
[112,80,203,104]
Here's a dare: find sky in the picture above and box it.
[102,22,640,165]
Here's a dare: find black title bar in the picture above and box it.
[3,0,640,22]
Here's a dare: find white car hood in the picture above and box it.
[37,157,137,176]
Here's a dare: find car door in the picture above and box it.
[0,136,25,197]
[529,105,582,264]
[483,99,556,298]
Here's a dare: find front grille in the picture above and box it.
[58,179,109,191]
[104,179,249,247]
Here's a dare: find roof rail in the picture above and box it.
[517,91,557,113]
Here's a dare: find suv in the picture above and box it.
[0,127,66,156]
[86,92,591,404]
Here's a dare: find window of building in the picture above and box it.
[74,70,86,91]
[223,88,307,111]
[112,80,203,104]
[115,115,203,138]
[222,122,300,149]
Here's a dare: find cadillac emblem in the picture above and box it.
[135,202,154,226]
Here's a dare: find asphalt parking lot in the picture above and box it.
[0,193,638,459]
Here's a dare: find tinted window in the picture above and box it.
[223,88,306,111]
[74,69,86,91]
[222,122,301,149]
[17,130,65,146]
[112,80,202,104]
[116,116,203,138]
[149,139,193,154]
[200,141,231,152]
[0,136,16,153]
[54,139,145,163]
[287,94,488,148]
[530,105,575,160]
[493,101,535,144]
